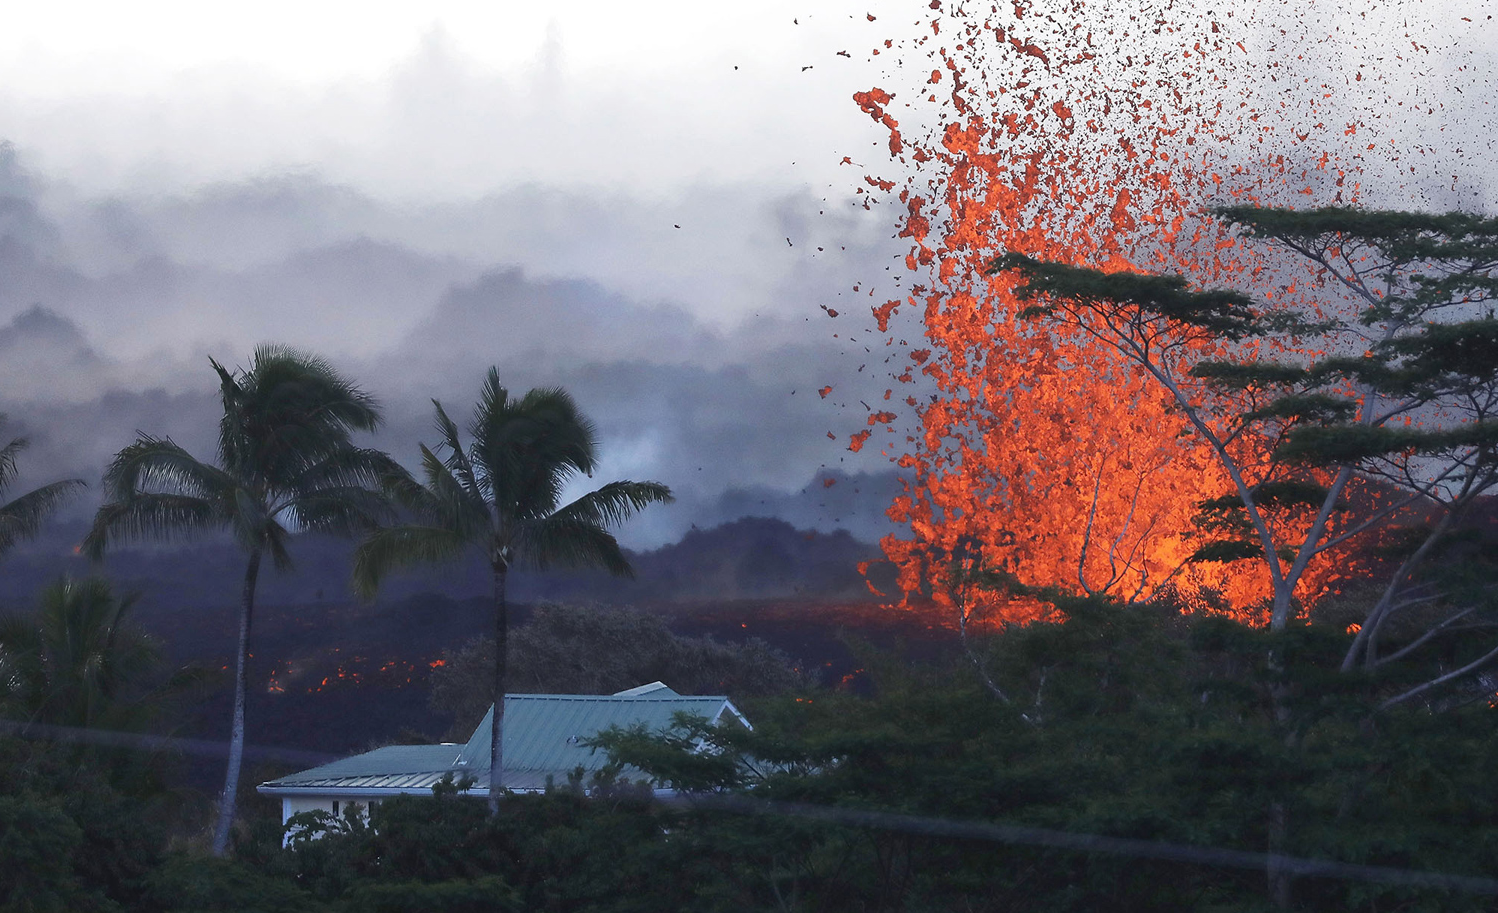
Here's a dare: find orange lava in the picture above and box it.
[850,0,1389,624]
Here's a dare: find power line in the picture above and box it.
[0,718,339,767]
[5,719,1495,895]
[681,794,1498,896]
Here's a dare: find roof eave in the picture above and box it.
[257,783,500,798]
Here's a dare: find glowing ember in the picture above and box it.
[849,1,1481,622]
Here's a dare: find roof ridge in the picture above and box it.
[504,693,728,701]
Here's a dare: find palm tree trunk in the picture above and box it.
[488,561,509,814]
[212,546,262,857]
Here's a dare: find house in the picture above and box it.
[256,682,750,830]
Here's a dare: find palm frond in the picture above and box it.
[379,460,442,515]
[516,386,598,472]
[0,429,26,495]
[351,525,473,600]
[510,451,574,520]
[83,494,223,560]
[101,436,232,503]
[0,478,86,555]
[418,443,491,537]
[473,378,598,514]
[0,612,40,651]
[0,613,43,712]
[251,344,383,432]
[432,400,483,502]
[263,522,294,572]
[11,576,166,728]
[210,356,249,474]
[292,446,407,494]
[474,367,510,435]
[551,480,675,529]
[284,487,396,536]
[215,347,383,484]
[353,374,667,598]
[513,516,633,577]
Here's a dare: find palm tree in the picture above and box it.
[83,345,399,856]
[0,417,85,557]
[352,368,672,810]
[0,576,164,731]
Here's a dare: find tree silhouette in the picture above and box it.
[353,368,672,810]
[0,576,163,730]
[84,345,397,855]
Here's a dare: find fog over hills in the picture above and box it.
[0,142,924,563]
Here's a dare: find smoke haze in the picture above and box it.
[0,0,1492,559]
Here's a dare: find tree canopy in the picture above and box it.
[84,345,397,856]
[994,204,1498,693]
[353,368,673,808]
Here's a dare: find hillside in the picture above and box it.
[0,516,924,761]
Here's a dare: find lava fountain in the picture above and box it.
[847,0,1481,624]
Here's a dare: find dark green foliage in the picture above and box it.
[991,252,1261,338]
[587,712,749,791]
[143,856,327,913]
[1276,421,1498,463]
[1197,480,1346,516]
[7,602,1498,910]
[0,793,116,913]
[1214,207,1498,319]
[1382,318,1498,389]
[1243,393,1360,424]
[0,577,193,731]
[341,877,520,913]
[1188,538,1265,564]
[1189,482,1348,565]
[578,604,1498,912]
[1189,360,1311,389]
[0,733,176,913]
[1214,204,1470,240]
[265,781,693,912]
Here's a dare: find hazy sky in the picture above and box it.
[0,0,1492,552]
[0,2,910,198]
[0,1,929,550]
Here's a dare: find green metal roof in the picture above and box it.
[455,692,744,775]
[261,744,463,793]
[258,684,748,796]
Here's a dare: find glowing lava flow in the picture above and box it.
[845,0,1465,623]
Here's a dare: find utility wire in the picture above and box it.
[0,718,339,767]
[5,719,1496,895]
[679,794,1498,896]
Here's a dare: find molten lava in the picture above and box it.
[847,0,1457,623]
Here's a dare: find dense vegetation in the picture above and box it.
[4,595,1497,912]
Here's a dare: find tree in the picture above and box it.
[0,576,165,731]
[352,368,673,811]
[82,345,398,857]
[0,417,85,558]
[995,207,1498,675]
[995,205,1498,907]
